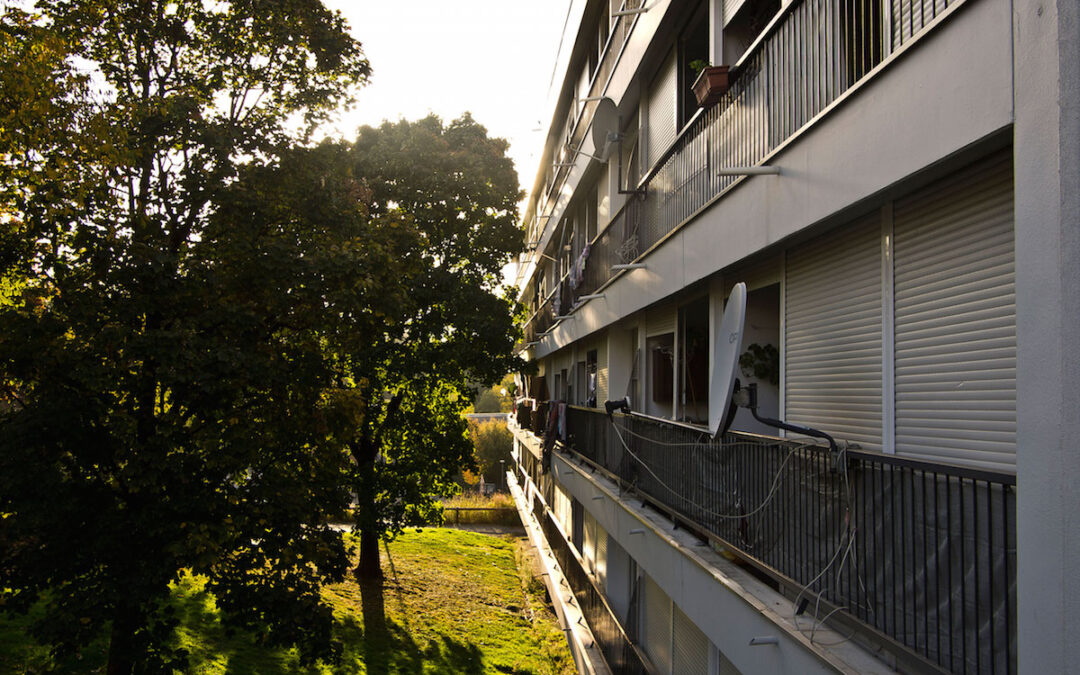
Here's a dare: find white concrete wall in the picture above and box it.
[533,0,1013,359]
[1014,0,1080,669]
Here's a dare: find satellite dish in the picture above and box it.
[709,282,747,438]
[590,98,620,161]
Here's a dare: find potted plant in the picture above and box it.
[690,59,731,109]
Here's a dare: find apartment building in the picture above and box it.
[507,0,1078,673]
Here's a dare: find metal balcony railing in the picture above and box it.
[523,0,961,340]
[560,406,1015,675]
[542,513,652,675]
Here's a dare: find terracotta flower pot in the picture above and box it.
[692,65,732,108]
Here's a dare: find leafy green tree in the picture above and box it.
[468,419,514,486]
[472,373,517,413]
[0,2,370,672]
[344,115,523,580]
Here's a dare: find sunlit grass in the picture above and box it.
[0,530,573,674]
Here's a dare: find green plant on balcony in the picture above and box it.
[739,342,780,386]
[690,59,732,108]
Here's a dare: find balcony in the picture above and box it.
[522,0,965,342]
[513,405,1016,675]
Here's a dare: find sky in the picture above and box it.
[319,1,573,196]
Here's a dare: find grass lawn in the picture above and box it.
[0,529,575,674]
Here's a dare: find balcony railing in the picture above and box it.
[523,0,960,340]
[542,513,652,675]
[557,406,1015,675]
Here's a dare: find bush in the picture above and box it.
[469,419,513,484]
[440,493,520,526]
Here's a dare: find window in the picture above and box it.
[729,283,781,435]
[586,184,598,243]
[722,0,780,64]
[648,333,675,412]
[678,297,710,423]
[620,112,640,192]
[678,2,710,126]
[586,350,598,407]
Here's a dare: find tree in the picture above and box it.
[344,115,523,580]
[472,373,517,413]
[469,418,514,486]
[0,2,370,671]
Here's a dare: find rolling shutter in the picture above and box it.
[597,338,609,403]
[672,605,710,675]
[594,524,608,588]
[646,50,678,170]
[785,214,883,450]
[583,510,597,573]
[892,152,1015,470]
[643,574,673,674]
[647,303,676,336]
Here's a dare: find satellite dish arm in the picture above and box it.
[744,383,842,466]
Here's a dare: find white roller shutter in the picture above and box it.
[643,574,673,674]
[892,152,1015,470]
[597,338,609,403]
[594,524,608,588]
[785,214,883,450]
[647,303,676,336]
[646,49,678,171]
[672,605,710,675]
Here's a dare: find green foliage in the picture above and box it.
[739,342,780,386]
[343,115,524,577]
[0,1,370,671]
[0,530,574,674]
[689,59,713,75]
[472,373,516,413]
[468,419,514,483]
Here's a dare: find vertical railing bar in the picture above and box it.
[933,471,944,669]
[987,479,996,675]
[960,477,968,674]
[921,469,930,657]
[891,464,900,638]
[900,463,909,647]
[974,479,983,674]
[1005,484,1014,674]
[873,460,883,631]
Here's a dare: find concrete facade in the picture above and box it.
[513,0,1079,670]
[1014,0,1080,670]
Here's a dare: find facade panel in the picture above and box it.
[785,214,884,450]
[643,574,673,674]
[893,151,1016,469]
[672,604,711,675]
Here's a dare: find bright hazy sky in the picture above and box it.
[320,1,573,194]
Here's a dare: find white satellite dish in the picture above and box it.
[590,98,620,162]
[709,282,747,437]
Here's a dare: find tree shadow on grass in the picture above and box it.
[358,576,483,675]
[2,575,486,674]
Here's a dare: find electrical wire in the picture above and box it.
[788,459,876,648]
[609,411,875,647]
[609,420,800,521]
[612,420,716,448]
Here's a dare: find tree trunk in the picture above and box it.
[105,603,139,675]
[356,522,383,581]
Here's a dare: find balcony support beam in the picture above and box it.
[717,166,781,176]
